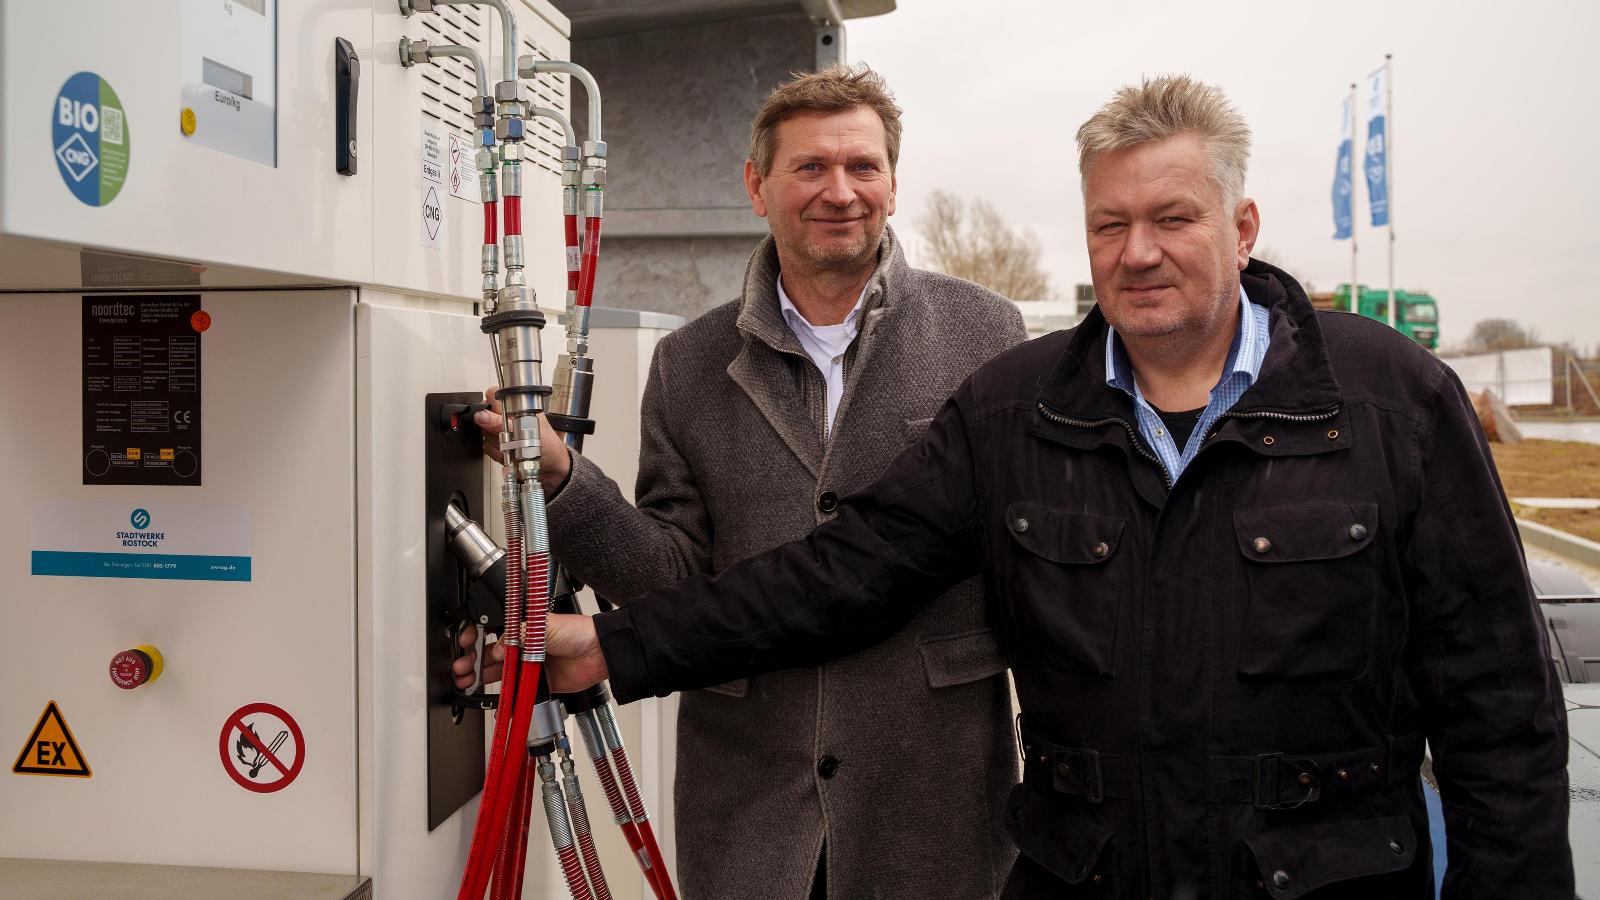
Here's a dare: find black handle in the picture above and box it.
[335,38,359,176]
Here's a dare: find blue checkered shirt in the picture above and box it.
[1105,285,1271,483]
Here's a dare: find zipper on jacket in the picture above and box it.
[1202,406,1341,445]
[1037,401,1172,489]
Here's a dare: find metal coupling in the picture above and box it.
[582,140,607,160]
[499,158,524,196]
[482,274,499,301]
[398,0,436,15]
[502,235,525,271]
[473,111,496,130]
[530,699,568,747]
[444,505,504,580]
[495,283,534,310]
[480,244,499,274]
[581,166,607,187]
[540,759,575,847]
[498,141,524,163]
[473,95,495,117]
[550,353,595,421]
[398,36,431,67]
[515,54,540,79]
[494,117,526,142]
[494,80,531,104]
[475,148,497,173]
[595,703,625,752]
[583,190,605,218]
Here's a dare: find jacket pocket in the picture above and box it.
[1234,501,1379,681]
[1004,502,1125,676]
[919,627,1008,688]
[1238,815,1416,899]
[1003,783,1116,889]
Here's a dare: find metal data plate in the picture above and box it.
[424,391,488,831]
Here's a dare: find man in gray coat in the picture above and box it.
[464,65,1026,899]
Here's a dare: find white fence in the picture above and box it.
[1442,347,1554,406]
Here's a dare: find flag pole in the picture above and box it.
[1385,54,1396,331]
[1349,82,1359,313]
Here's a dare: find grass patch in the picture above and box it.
[1491,438,1600,543]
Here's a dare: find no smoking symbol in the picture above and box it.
[219,702,305,794]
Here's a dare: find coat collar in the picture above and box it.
[1037,258,1343,421]
[726,226,909,478]
[734,225,906,354]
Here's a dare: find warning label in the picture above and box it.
[421,120,444,250]
[12,701,91,778]
[82,295,202,486]
[219,702,304,794]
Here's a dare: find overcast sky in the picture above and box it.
[850,0,1600,350]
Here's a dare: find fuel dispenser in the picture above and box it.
[0,2,681,898]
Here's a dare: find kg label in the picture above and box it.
[53,72,130,207]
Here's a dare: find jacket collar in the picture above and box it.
[734,225,905,354]
[1038,258,1342,421]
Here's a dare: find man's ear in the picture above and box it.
[886,169,897,217]
[744,159,768,218]
[1235,198,1260,270]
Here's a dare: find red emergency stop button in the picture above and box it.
[110,645,164,690]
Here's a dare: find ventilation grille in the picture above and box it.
[522,36,568,176]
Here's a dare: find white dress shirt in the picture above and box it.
[776,275,866,438]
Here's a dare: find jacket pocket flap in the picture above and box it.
[1004,785,1113,885]
[1244,815,1416,900]
[919,628,1008,688]
[1233,501,1378,563]
[1005,502,1126,565]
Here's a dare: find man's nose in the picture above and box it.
[1121,222,1162,270]
[818,166,858,208]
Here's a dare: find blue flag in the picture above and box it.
[1332,96,1353,239]
[1363,66,1389,227]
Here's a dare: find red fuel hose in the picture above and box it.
[504,196,523,237]
[501,750,537,900]
[485,200,499,245]
[611,746,677,900]
[576,215,601,308]
[588,756,660,896]
[564,213,581,294]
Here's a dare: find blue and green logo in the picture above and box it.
[130,508,151,530]
[52,72,129,207]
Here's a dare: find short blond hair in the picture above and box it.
[1076,75,1252,207]
[750,64,903,176]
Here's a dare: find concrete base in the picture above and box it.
[0,859,370,899]
[1517,517,1600,571]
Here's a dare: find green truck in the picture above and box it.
[1309,284,1440,351]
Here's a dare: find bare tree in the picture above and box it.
[1467,318,1540,352]
[917,191,1053,301]
[1251,246,1313,294]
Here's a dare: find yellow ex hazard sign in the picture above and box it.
[12,701,91,778]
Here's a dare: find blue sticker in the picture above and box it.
[52,71,130,207]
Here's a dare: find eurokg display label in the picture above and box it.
[31,501,250,582]
[52,72,130,207]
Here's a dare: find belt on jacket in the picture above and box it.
[1018,719,1424,811]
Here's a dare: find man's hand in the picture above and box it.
[546,614,609,693]
[451,625,505,690]
[473,385,571,495]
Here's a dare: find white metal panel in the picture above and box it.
[0,2,374,286]
[0,290,359,873]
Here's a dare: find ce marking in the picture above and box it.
[174,410,193,425]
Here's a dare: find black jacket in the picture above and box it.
[596,260,1573,899]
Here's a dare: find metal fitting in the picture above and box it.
[481,245,500,274]
[473,111,496,130]
[475,148,497,172]
[398,0,436,15]
[515,54,540,79]
[530,699,567,746]
[494,117,526,142]
[500,161,524,197]
[496,284,535,309]
[494,80,530,104]
[473,96,495,116]
[562,145,582,163]
[499,141,524,162]
[582,140,607,159]
[581,168,607,187]
[398,36,431,67]
[444,506,504,580]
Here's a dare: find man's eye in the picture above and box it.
[1159,216,1191,225]
[799,163,822,172]
[1096,223,1127,234]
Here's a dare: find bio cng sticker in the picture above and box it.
[219,702,304,794]
[31,500,251,582]
[448,131,480,203]
[12,702,91,778]
[421,120,445,249]
[53,72,130,207]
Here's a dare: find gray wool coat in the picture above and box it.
[546,226,1025,899]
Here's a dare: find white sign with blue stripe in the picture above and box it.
[32,501,251,582]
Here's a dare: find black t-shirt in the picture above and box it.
[1155,406,1205,453]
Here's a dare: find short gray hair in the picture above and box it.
[1076,75,1252,208]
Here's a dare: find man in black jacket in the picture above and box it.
[539,75,1573,899]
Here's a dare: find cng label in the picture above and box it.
[52,72,130,207]
[12,701,92,778]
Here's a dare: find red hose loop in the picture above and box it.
[484,201,499,245]
[575,216,602,307]
[504,196,523,237]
